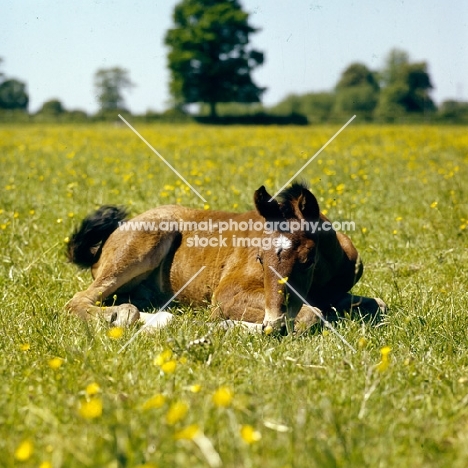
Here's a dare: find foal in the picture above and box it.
[66,183,384,331]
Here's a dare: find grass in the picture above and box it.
[0,123,467,467]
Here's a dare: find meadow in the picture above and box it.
[0,122,467,467]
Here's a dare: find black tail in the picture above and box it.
[66,205,128,269]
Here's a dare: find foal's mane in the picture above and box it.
[276,181,310,204]
[277,181,311,219]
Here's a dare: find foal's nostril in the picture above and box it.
[110,311,118,324]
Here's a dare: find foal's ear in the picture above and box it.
[254,186,283,220]
[297,187,320,221]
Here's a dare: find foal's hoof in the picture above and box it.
[263,315,287,335]
[375,298,387,314]
[109,304,140,327]
[294,305,324,332]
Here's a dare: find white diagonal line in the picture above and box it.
[269,266,356,353]
[269,115,356,201]
[118,114,207,203]
[118,266,206,353]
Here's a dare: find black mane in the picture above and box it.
[276,181,311,219]
[277,180,310,204]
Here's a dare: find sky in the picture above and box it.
[1,0,467,114]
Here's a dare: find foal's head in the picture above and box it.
[254,182,320,332]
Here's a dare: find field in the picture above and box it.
[1,122,467,467]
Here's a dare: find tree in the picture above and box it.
[336,63,379,91]
[0,79,29,110]
[94,67,134,112]
[379,48,409,88]
[400,62,435,112]
[438,100,468,123]
[165,0,265,118]
[333,63,379,119]
[376,49,435,119]
[39,99,65,115]
[271,92,334,123]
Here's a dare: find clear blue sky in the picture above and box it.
[2,0,467,113]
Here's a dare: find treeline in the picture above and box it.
[269,49,468,124]
[1,50,467,125]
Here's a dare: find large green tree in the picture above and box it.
[94,67,134,112]
[165,0,265,118]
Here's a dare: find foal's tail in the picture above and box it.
[66,205,128,269]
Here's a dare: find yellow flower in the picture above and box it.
[212,386,233,408]
[107,327,124,339]
[20,343,30,351]
[79,397,103,419]
[15,440,34,461]
[264,325,274,335]
[380,346,391,357]
[361,227,367,234]
[160,360,177,374]
[174,424,201,440]
[86,382,101,396]
[375,346,392,373]
[142,394,166,410]
[204,204,210,210]
[430,201,438,208]
[189,384,201,393]
[240,425,262,444]
[277,277,289,284]
[48,357,64,370]
[154,349,173,366]
[39,462,53,468]
[166,401,189,425]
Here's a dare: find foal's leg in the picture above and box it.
[66,232,179,326]
[211,277,266,323]
[328,293,387,322]
[294,305,324,332]
[301,292,386,324]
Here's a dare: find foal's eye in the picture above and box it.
[256,254,263,265]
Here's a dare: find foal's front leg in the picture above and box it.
[211,276,266,323]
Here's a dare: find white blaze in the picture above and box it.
[276,235,292,254]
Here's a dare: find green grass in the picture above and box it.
[1,123,467,467]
